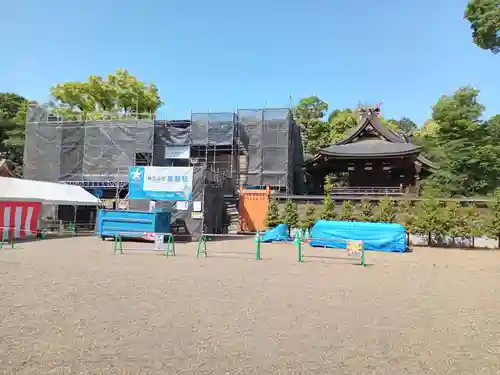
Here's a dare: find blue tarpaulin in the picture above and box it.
[261,224,291,243]
[310,220,407,253]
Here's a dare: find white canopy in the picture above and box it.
[0,177,101,206]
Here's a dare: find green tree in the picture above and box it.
[321,175,336,220]
[393,117,418,135]
[427,86,495,196]
[281,199,299,229]
[0,93,34,174]
[443,201,467,244]
[462,204,484,248]
[327,109,358,144]
[338,200,355,221]
[465,0,500,54]
[300,204,317,229]
[487,189,500,248]
[375,197,396,223]
[414,196,446,246]
[397,198,415,244]
[51,68,163,116]
[264,199,281,228]
[295,96,329,155]
[358,199,374,222]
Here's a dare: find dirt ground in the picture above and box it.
[1,237,500,375]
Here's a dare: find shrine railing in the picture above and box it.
[331,186,404,196]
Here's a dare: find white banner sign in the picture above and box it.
[165,145,190,159]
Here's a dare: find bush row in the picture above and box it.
[264,188,500,248]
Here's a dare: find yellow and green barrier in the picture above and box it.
[196,231,262,260]
[295,235,366,267]
[0,228,15,249]
[113,233,176,257]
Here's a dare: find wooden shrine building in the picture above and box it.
[302,103,437,195]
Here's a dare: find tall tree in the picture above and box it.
[321,175,336,220]
[281,199,299,229]
[465,0,500,54]
[295,96,329,155]
[426,86,494,196]
[300,205,317,229]
[264,199,281,228]
[51,68,163,116]
[327,109,358,144]
[394,117,418,135]
[0,93,32,174]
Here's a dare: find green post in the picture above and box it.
[10,228,14,249]
[255,231,261,260]
[196,234,207,258]
[297,238,302,262]
[360,246,366,267]
[165,235,175,257]
[113,234,123,255]
[113,235,118,255]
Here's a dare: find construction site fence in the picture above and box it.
[109,232,367,266]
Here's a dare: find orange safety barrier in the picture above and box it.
[239,186,270,232]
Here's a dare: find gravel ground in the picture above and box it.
[1,237,500,375]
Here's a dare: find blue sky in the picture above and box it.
[1,0,498,125]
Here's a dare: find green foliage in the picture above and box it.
[461,204,484,239]
[375,197,396,223]
[0,93,34,174]
[338,200,355,221]
[321,175,336,220]
[395,117,418,135]
[443,201,466,238]
[426,86,497,196]
[281,199,299,229]
[413,196,446,242]
[295,96,329,155]
[397,198,415,233]
[264,199,281,228]
[487,189,500,243]
[327,109,358,144]
[50,68,163,116]
[465,0,500,54]
[358,199,374,222]
[300,205,317,229]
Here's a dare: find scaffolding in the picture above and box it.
[24,105,304,202]
[24,106,155,202]
[238,108,299,193]
[190,112,237,196]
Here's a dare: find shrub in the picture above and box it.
[376,197,396,223]
[487,189,500,248]
[281,199,299,229]
[339,200,355,221]
[300,204,317,229]
[358,199,374,222]
[397,198,415,242]
[461,203,484,247]
[413,196,446,246]
[264,199,280,228]
[321,175,336,220]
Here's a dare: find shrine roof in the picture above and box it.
[319,139,421,158]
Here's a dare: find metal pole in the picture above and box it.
[255,231,261,260]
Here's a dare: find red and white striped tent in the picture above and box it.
[0,177,100,240]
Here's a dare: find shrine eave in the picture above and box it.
[316,140,421,159]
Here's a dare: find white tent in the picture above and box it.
[0,177,101,206]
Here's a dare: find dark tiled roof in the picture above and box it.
[320,139,421,157]
[338,115,404,145]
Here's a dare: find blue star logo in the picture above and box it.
[131,168,142,180]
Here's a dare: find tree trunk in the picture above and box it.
[428,232,432,247]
